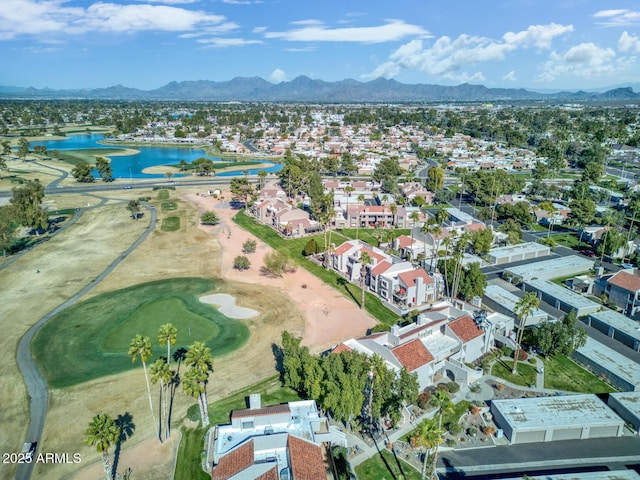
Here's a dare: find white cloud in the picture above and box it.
[252,26,267,33]
[197,37,262,48]
[503,71,517,82]
[619,31,640,53]
[593,9,640,27]
[538,43,617,81]
[0,0,227,39]
[502,23,574,49]
[362,23,572,81]
[264,20,429,43]
[268,68,286,82]
[283,46,316,52]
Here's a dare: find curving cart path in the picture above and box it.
[15,202,156,480]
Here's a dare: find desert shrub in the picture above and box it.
[446,381,460,394]
[242,239,257,254]
[233,256,251,270]
[482,425,496,436]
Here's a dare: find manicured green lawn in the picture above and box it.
[491,360,536,387]
[161,201,178,211]
[157,189,171,200]
[355,448,421,480]
[174,427,210,480]
[33,278,249,388]
[233,211,400,326]
[335,228,411,246]
[162,216,181,231]
[544,354,615,393]
[548,232,590,250]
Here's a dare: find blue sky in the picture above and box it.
[1,0,640,90]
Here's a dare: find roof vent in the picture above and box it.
[249,393,262,410]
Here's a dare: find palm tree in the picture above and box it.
[257,169,267,189]
[390,203,398,227]
[128,335,160,442]
[429,390,453,479]
[185,342,214,428]
[356,194,366,239]
[157,323,177,368]
[85,413,120,480]
[360,250,372,310]
[150,358,173,440]
[623,193,640,264]
[345,185,355,228]
[410,417,444,480]
[512,291,541,374]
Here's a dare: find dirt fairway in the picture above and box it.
[2,186,375,479]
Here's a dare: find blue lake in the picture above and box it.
[29,134,282,179]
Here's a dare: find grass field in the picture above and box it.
[491,360,536,387]
[162,216,181,231]
[335,228,412,247]
[355,448,421,480]
[544,354,615,393]
[233,210,400,326]
[32,277,250,388]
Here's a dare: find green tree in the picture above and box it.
[470,227,493,255]
[157,323,178,368]
[411,417,444,480]
[200,210,219,225]
[95,156,113,182]
[457,262,487,301]
[18,137,29,160]
[233,255,251,270]
[360,250,372,310]
[257,169,267,189]
[84,413,120,480]
[230,177,253,209]
[426,166,444,191]
[512,292,540,374]
[126,200,141,220]
[0,206,18,257]
[10,179,47,231]
[128,335,160,441]
[499,219,522,245]
[71,163,95,183]
[185,342,214,427]
[150,358,173,440]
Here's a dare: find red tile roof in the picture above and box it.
[212,440,254,480]
[231,404,291,419]
[608,270,640,293]
[288,435,327,480]
[464,222,486,232]
[391,339,434,371]
[398,269,434,287]
[447,314,483,343]
[255,468,279,480]
[370,260,392,276]
[333,241,356,256]
[397,235,416,248]
[332,343,353,354]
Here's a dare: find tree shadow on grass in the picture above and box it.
[368,428,400,480]
[112,412,135,480]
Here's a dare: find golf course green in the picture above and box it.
[33,278,250,388]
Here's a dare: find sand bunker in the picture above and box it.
[200,293,259,319]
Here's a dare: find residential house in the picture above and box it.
[332,304,489,390]
[595,270,640,319]
[208,395,345,480]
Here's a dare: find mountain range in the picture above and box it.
[0,76,638,102]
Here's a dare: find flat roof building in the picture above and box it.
[504,255,594,283]
[490,394,624,444]
[483,284,549,326]
[524,278,601,317]
[487,242,551,265]
[572,337,640,392]
[584,310,640,352]
[608,392,640,432]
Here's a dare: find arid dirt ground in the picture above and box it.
[1,175,375,479]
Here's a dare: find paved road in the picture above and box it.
[15,202,157,480]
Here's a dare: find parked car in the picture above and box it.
[21,442,37,461]
[581,250,596,257]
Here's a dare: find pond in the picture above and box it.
[29,134,282,179]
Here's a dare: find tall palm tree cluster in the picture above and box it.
[85,324,214,480]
